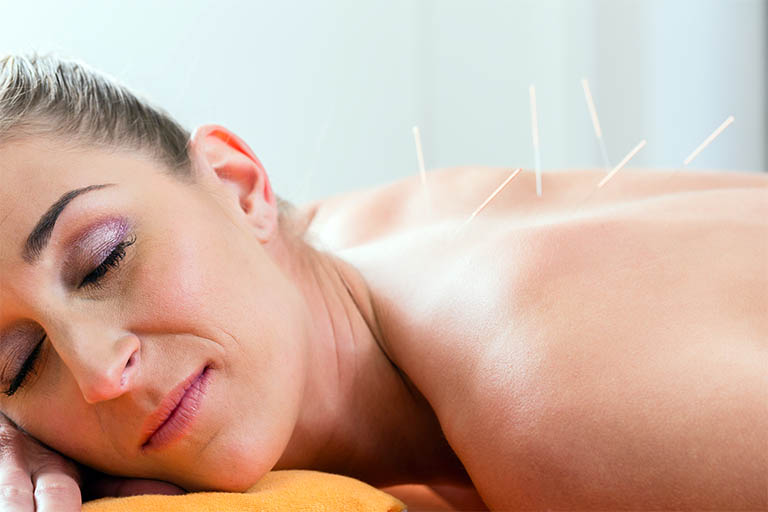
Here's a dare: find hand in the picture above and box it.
[0,414,81,511]
[0,414,185,511]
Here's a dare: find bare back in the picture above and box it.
[302,167,768,509]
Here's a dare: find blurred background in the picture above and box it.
[1,0,765,205]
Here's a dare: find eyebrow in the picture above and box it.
[22,183,116,264]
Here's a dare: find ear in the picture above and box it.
[188,124,278,243]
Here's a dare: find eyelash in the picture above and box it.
[2,234,137,397]
[3,338,43,397]
[79,234,136,289]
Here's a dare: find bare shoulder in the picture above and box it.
[346,184,767,509]
[301,166,540,249]
[300,167,767,250]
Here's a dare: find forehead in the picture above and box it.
[0,137,167,267]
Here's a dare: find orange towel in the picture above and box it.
[82,470,406,512]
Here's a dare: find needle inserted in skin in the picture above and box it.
[412,125,428,189]
[454,168,523,235]
[529,85,542,197]
[412,125,433,214]
[581,78,611,170]
[683,115,734,166]
[597,139,647,189]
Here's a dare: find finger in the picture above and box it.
[0,468,34,512]
[31,465,81,512]
[0,424,34,512]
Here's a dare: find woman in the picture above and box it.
[0,54,765,511]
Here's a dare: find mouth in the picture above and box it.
[140,364,213,452]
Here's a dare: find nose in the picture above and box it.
[57,329,141,404]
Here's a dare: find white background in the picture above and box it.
[2,0,765,205]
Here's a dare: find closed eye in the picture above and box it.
[79,233,136,289]
[3,336,44,397]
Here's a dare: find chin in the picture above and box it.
[178,443,278,492]
[181,465,270,493]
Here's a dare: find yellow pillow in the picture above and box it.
[82,470,406,512]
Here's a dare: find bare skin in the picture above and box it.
[0,124,765,510]
[302,166,768,509]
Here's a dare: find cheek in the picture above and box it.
[130,216,298,352]
[128,227,222,330]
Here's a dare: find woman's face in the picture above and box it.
[0,135,312,490]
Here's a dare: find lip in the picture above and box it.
[140,364,212,452]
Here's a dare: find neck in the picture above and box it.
[265,227,468,488]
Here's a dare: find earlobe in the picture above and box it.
[189,124,278,242]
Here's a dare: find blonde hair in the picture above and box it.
[0,53,295,222]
